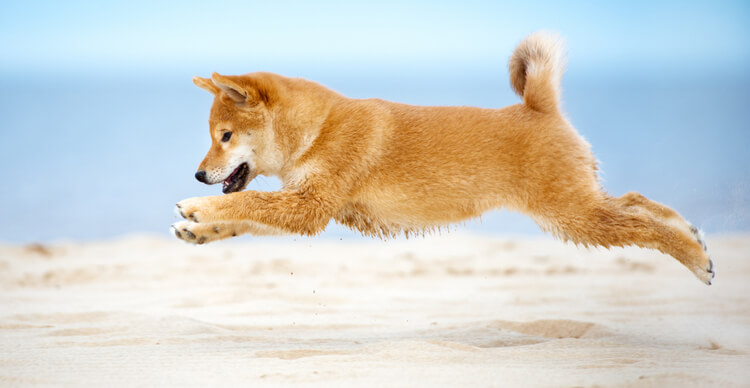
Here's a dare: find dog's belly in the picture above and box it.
[334,190,490,238]
[333,201,424,238]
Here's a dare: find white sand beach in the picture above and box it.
[1,234,749,387]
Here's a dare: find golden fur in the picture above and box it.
[172,32,714,284]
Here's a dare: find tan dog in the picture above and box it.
[172,32,714,284]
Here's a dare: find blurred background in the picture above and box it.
[1,0,748,243]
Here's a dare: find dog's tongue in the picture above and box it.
[224,165,241,185]
[221,164,246,194]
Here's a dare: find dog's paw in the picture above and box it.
[688,224,714,285]
[692,257,715,286]
[174,203,200,223]
[175,197,214,223]
[171,221,240,244]
[171,221,211,244]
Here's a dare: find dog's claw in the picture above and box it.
[174,204,187,219]
[182,229,196,239]
[689,224,708,252]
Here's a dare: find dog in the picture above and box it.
[172,31,714,285]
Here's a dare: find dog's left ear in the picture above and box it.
[193,76,219,94]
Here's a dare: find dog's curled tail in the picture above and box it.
[508,31,566,114]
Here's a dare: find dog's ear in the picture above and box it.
[211,73,271,106]
[192,76,219,94]
[211,73,253,104]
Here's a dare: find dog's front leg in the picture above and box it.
[171,220,288,244]
[175,189,336,237]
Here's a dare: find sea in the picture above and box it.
[1,67,748,243]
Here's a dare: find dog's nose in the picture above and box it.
[195,170,208,184]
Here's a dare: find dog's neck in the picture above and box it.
[273,86,339,188]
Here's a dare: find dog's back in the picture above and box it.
[334,33,594,237]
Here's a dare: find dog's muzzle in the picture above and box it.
[194,163,254,194]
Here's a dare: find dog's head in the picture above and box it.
[192,73,285,194]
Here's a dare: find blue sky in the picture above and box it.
[1,1,748,77]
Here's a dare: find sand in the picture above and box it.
[1,234,749,387]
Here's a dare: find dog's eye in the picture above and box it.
[221,132,232,142]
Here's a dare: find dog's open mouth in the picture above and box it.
[222,163,252,194]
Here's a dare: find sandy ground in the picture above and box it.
[1,234,749,387]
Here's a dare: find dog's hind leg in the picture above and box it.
[536,192,714,284]
[614,191,709,252]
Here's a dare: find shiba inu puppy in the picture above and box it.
[172,32,714,284]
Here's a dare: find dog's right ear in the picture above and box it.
[211,73,251,103]
[193,76,220,94]
[210,73,273,106]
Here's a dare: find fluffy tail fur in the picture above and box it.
[508,31,566,113]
